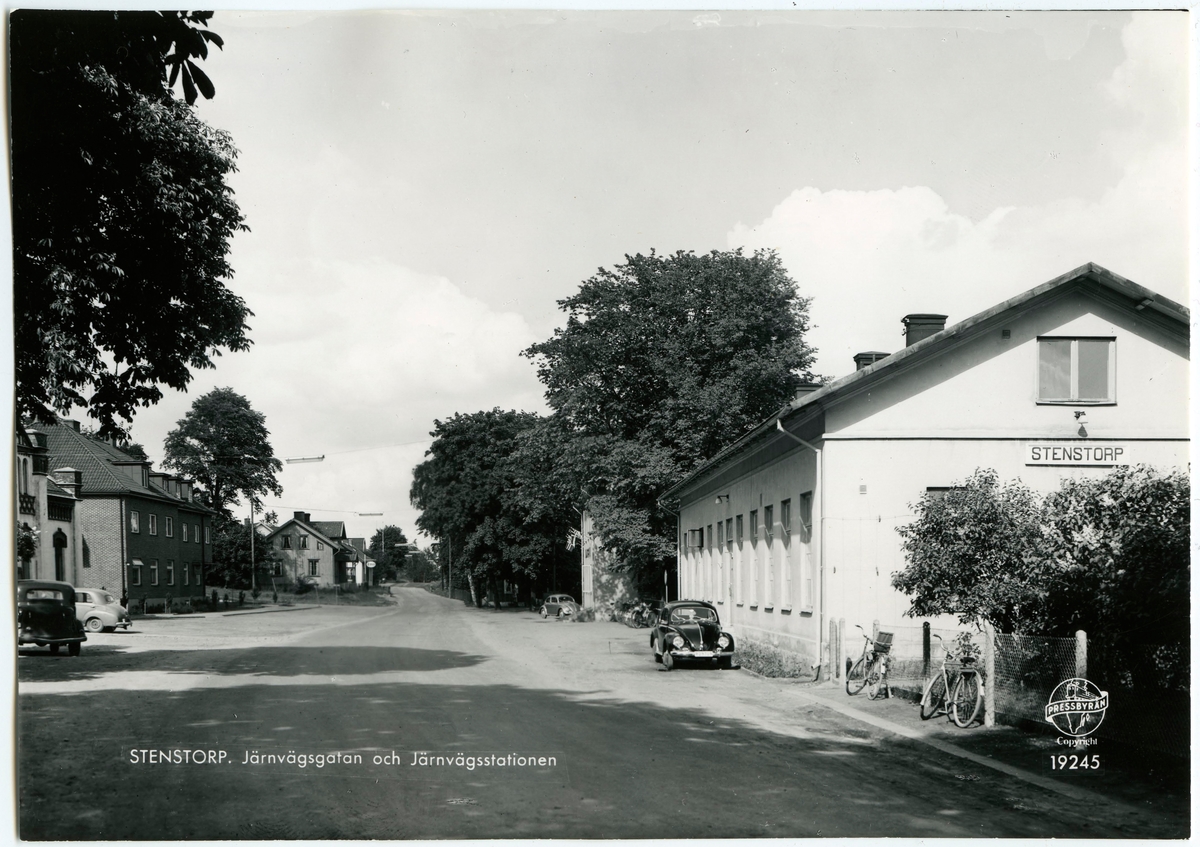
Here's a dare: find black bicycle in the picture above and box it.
[920,633,983,727]
[846,624,893,699]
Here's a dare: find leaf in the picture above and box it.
[187,60,215,100]
[180,64,198,104]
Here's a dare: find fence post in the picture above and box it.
[1075,630,1087,678]
[983,621,996,728]
[872,619,879,641]
[922,621,931,680]
[839,618,847,680]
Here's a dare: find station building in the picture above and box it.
[660,263,1189,668]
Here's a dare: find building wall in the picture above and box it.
[580,510,637,615]
[124,496,209,601]
[76,498,124,593]
[271,529,338,586]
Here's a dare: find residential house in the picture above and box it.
[16,427,83,582]
[265,512,371,587]
[661,264,1188,673]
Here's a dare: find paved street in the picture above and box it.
[17,587,1179,839]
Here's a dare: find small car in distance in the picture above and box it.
[650,600,737,670]
[540,594,580,619]
[17,580,86,656]
[74,588,131,633]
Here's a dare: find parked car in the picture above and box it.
[540,593,580,619]
[74,588,131,633]
[650,600,737,670]
[17,580,86,656]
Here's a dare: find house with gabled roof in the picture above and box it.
[35,419,215,607]
[265,512,372,587]
[660,263,1188,675]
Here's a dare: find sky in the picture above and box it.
[105,9,1188,545]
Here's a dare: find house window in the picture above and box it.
[182,523,189,543]
[299,535,309,549]
[130,511,140,533]
[183,561,189,586]
[717,521,724,547]
[149,514,158,536]
[131,560,143,585]
[82,538,91,568]
[707,525,713,550]
[926,487,954,502]
[195,525,201,544]
[798,492,813,542]
[150,559,159,585]
[1037,337,1115,403]
[165,517,174,538]
[317,541,324,551]
[273,563,283,576]
[736,515,744,545]
[309,559,319,576]
[203,526,209,544]
[282,535,292,549]
[749,510,758,544]
[764,505,774,541]
[725,518,733,550]
[781,500,791,537]
[166,560,175,586]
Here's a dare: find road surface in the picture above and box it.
[16,587,1173,838]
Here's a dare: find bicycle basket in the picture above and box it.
[873,631,894,654]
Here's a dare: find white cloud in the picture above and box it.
[729,13,1186,381]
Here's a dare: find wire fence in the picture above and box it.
[868,621,1187,757]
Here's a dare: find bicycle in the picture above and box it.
[919,633,984,727]
[845,625,893,699]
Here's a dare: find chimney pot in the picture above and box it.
[853,351,890,371]
[294,511,307,522]
[901,314,948,347]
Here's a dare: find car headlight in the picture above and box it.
[672,635,685,649]
[717,635,730,649]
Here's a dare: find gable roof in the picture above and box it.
[265,517,340,548]
[311,521,347,540]
[662,263,1188,501]
[39,421,212,512]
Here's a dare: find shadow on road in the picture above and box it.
[17,645,487,681]
[17,669,1188,840]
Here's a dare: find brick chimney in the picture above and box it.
[294,510,311,523]
[794,381,823,401]
[853,351,890,371]
[901,314,948,347]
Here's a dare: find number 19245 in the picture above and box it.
[1051,754,1100,770]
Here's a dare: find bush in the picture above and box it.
[570,608,596,622]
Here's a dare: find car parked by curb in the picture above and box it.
[539,594,580,619]
[650,600,736,670]
[17,580,87,656]
[74,588,132,633]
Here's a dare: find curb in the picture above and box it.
[782,685,1143,812]
[222,605,322,617]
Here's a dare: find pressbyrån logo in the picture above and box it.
[1045,677,1108,737]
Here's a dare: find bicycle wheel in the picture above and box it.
[865,660,884,700]
[846,656,868,695]
[950,672,982,727]
[920,673,947,720]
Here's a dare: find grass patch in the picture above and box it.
[736,638,818,679]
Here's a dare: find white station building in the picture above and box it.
[661,263,1189,668]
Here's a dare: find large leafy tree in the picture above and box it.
[369,525,410,582]
[11,11,251,437]
[162,388,283,518]
[410,410,574,604]
[522,248,819,591]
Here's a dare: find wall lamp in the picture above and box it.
[1074,410,1088,439]
[714,494,730,505]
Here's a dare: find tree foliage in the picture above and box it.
[369,525,410,582]
[893,465,1190,645]
[208,513,282,589]
[162,388,283,518]
[521,249,819,589]
[410,410,574,602]
[11,11,250,437]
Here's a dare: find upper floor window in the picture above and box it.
[707,525,713,550]
[1037,337,1115,404]
[148,514,158,536]
[780,499,791,537]
[203,526,210,545]
[299,535,309,549]
[182,523,189,543]
[130,511,140,534]
[798,492,813,542]
[165,516,174,538]
[749,510,758,544]
[317,541,324,551]
[736,515,744,545]
[764,505,774,541]
[282,535,292,549]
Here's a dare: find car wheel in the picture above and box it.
[662,651,674,671]
[68,642,81,657]
[85,617,104,633]
[49,644,60,655]
[653,637,663,663]
[540,607,547,618]
[719,656,734,670]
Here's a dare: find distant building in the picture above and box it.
[661,264,1189,671]
[264,512,370,587]
[34,420,214,607]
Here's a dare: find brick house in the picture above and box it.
[39,420,214,607]
[16,427,83,582]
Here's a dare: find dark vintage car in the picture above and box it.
[17,580,87,656]
[650,600,737,670]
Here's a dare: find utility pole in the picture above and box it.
[249,501,256,593]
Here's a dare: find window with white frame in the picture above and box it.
[165,516,174,538]
[1037,337,1115,403]
[182,523,188,543]
[130,511,140,534]
[166,560,175,585]
[149,514,158,536]
[150,559,159,585]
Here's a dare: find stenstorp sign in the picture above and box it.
[1026,443,1129,467]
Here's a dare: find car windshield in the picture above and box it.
[670,606,716,623]
[26,589,64,601]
